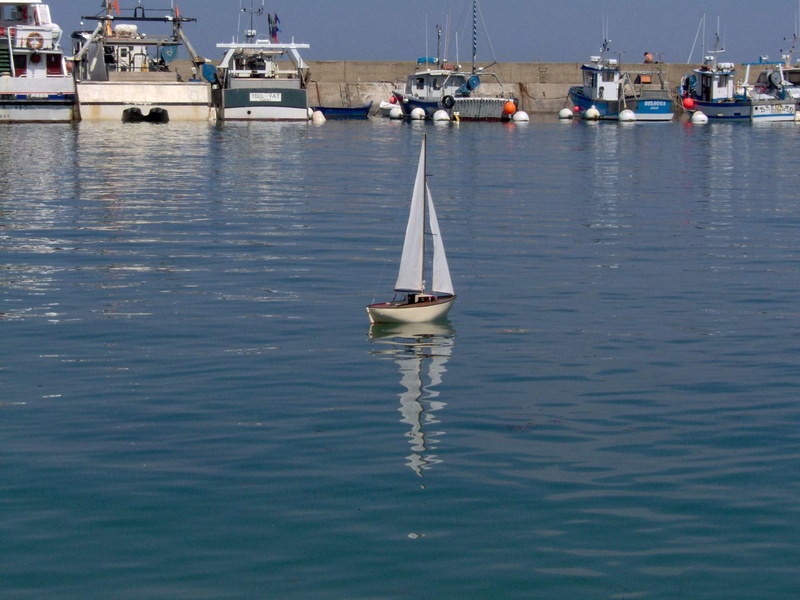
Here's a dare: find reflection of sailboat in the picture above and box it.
[368,322,455,477]
[366,134,456,324]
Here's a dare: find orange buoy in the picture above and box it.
[683,97,695,110]
[503,101,516,115]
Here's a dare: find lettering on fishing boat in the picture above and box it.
[250,92,282,102]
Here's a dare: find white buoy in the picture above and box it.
[690,111,709,124]
[389,106,403,120]
[558,108,573,120]
[512,110,530,122]
[311,110,326,124]
[410,107,426,120]
[618,109,636,122]
[584,105,600,120]
[432,109,450,122]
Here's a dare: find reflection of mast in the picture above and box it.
[369,323,454,477]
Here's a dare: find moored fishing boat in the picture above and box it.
[568,40,674,122]
[70,0,211,122]
[679,29,796,122]
[0,0,75,123]
[210,0,310,122]
[388,1,521,122]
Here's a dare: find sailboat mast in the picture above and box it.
[421,133,427,295]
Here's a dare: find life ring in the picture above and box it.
[442,95,455,109]
[27,32,44,50]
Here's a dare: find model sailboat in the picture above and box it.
[367,135,456,324]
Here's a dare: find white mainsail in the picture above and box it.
[394,140,427,293]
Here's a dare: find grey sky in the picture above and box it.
[60,1,800,66]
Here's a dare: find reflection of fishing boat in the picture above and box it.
[367,134,455,324]
[70,0,211,122]
[311,100,372,119]
[368,322,455,477]
[210,0,310,121]
[0,0,76,123]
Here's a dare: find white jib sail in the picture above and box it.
[394,140,427,293]
[427,184,454,296]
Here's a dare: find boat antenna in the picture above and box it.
[600,15,611,56]
[436,24,442,68]
[425,14,429,65]
[471,0,477,73]
[244,0,263,44]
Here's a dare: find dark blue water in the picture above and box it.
[2,119,799,599]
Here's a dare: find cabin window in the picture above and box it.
[602,71,615,82]
[1,6,21,20]
[433,78,442,90]
[415,77,425,90]
[717,75,729,89]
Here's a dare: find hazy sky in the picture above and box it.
[59,1,800,66]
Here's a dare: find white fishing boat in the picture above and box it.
[70,0,211,122]
[211,0,310,121]
[367,135,456,325]
[0,0,75,123]
[389,1,520,121]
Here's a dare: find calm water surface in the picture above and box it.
[1,118,799,599]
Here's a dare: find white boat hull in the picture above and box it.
[0,79,76,123]
[76,81,212,121]
[222,105,309,121]
[366,296,455,324]
[0,102,74,123]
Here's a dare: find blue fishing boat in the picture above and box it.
[678,29,796,122]
[569,40,674,122]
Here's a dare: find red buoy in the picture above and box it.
[683,97,695,110]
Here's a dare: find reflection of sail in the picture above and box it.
[368,322,455,477]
